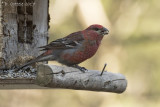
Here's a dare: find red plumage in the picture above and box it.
[15,24,109,71]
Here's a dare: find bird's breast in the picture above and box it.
[60,41,99,65]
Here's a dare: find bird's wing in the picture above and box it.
[39,31,84,51]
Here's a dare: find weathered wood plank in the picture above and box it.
[0,0,49,69]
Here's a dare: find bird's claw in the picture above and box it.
[79,67,87,72]
[73,65,87,73]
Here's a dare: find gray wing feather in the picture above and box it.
[39,32,84,51]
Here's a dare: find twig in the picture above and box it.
[100,63,107,76]
[46,70,65,75]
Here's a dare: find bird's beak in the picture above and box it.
[102,27,109,35]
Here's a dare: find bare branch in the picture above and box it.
[36,64,127,93]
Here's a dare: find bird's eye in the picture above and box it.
[93,28,99,31]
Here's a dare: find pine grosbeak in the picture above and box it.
[15,24,109,71]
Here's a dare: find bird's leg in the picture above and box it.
[72,65,87,73]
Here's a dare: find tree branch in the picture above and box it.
[36,64,127,93]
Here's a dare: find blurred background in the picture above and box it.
[1,0,160,107]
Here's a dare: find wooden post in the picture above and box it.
[0,0,49,69]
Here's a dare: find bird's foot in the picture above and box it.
[72,65,87,73]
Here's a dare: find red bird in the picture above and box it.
[15,24,109,72]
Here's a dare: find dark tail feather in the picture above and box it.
[14,57,40,72]
[14,54,54,72]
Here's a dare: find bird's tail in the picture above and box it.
[14,53,54,72]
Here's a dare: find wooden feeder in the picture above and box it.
[0,0,49,88]
[0,0,127,93]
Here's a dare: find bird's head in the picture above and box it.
[86,24,109,36]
